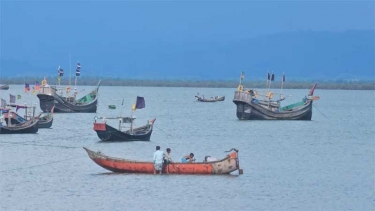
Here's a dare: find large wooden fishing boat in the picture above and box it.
[37,63,101,113]
[233,72,319,120]
[93,96,155,141]
[84,147,243,175]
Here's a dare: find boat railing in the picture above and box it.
[233,91,253,104]
[39,86,55,95]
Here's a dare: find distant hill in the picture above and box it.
[1,30,374,81]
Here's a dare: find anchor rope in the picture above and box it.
[153,124,174,138]
[313,103,328,119]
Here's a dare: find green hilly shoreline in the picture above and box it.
[0,77,374,90]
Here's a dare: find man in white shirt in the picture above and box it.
[153,146,164,174]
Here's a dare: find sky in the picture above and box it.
[0,0,374,79]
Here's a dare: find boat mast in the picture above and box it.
[130,103,134,134]
[57,66,60,87]
[239,71,243,85]
[69,54,72,88]
[32,104,36,118]
[25,104,28,119]
[7,108,11,126]
[280,72,285,99]
[74,72,77,91]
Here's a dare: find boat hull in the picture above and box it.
[196,96,225,102]
[94,123,153,141]
[38,115,53,128]
[234,100,313,120]
[0,84,9,90]
[83,147,241,175]
[233,83,317,120]
[5,112,53,128]
[36,94,56,113]
[0,119,39,134]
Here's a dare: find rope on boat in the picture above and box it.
[313,104,328,119]
[0,156,85,173]
[153,124,174,137]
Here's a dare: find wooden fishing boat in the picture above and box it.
[3,105,53,128]
[233,72,319,120]
[108,105,116,109]
[93,117,155,141]
[94,96,155,141]
[38,113,53,128]
[0,84,9,90]
[37,80,100,113]
[83,147,243,175]
[0,109,39,134]
[195,95,225,102]
[37,63,101,113]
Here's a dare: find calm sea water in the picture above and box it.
[0,85,374,211]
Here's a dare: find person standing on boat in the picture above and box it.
[181,153,195,163]
[153,146,164,174]
[164,148,174,174]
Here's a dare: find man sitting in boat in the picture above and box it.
[181,153,195,163]
[164,148,175,174]
[153,146,164,174]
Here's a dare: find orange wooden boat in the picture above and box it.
[83,147,243,175]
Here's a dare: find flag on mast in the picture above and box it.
[76,62,81,76]
[58,66,64,76]
[135,96,145,110]
[35,81,40,90]
[24,83,30,92]
[9,94,16,103]
[1,98,6,107]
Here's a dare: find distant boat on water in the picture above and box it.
[93,96,155,142]
[195,94,225,102]
[108,105,116,109]
[233,71,320,120]
[36,63,101,113]
[0,84,9,90]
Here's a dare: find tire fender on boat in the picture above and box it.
[268,92,274,99]
[237,85,244,92]
[42,79,47,86]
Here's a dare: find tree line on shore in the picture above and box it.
[0,77,374,90]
